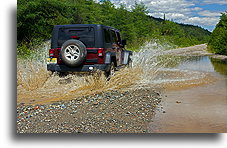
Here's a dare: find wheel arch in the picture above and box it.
[105,52,116,66]
[122,50,132,65]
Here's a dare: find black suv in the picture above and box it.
[47,24,131,76]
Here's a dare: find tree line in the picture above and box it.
[208,12,227,55]
[17,0,211,56]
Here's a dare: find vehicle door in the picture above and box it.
[111,30,122,66]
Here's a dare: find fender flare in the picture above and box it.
[122,50,132,65]
[105,52,116,64]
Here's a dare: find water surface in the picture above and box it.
[149,55,227,133]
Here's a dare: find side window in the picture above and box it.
[116,32,121,44]
[104,29,111,43]
[111,30,117,43]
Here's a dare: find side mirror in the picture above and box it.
[122,40,126,47]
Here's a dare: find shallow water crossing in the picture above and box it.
[17,42,227,133]
[148,55,227,133]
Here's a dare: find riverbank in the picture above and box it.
[165,44,227,61]
[17,88,161,133]
[210,54,227,61]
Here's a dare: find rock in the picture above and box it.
[60,104,66,109]
[34,106,39,110]
[58,78,72,84]
[176,101,181,104]
[17,88,162,133]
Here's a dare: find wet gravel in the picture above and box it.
[17,88,161,133]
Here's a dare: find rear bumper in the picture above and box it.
[47,64,110,72]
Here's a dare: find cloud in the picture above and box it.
[110,0,196,16]
[191,7,203,11]
[148,12,186,20]
[183,16,220,26]
[106,0,139,9]
[198,10,222,17]
[106,0,223,31]
[202,0,227,5]
[145,0,194,14]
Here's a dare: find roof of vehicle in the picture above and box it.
[54,24,120,32]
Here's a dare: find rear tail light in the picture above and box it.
[98,48,104,56]
[49,49,54,57]
[71,36,80,39]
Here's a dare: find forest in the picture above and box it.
[208,12,227,55]
[17,0,212,56]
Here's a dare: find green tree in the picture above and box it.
[208,12,227,55]
[17,0,73,43]
[131,2,153,38]
[17,0,212,54]
[161,21,184,36]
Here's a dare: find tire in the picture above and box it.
[60,39,87,67]
[127,58,132,68]
[106,62,116,80]
[58,72,68,77]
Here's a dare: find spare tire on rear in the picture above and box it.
[60,39,87,67]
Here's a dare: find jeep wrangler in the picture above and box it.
[47,24,132,77]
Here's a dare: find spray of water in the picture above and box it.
[17,40,215,104]
[17,41,143,104]
[131,41,180,87]
[17,41,51,91]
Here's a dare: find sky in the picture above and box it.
[97,0,227,32]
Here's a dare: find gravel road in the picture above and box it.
[17,88,162,133]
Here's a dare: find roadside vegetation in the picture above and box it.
[17,0,211,57]
[208,12,227,56]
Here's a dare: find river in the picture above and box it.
[149,55,227,133]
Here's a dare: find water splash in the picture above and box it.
[17,41,51,90]
[17,40,215,104]
[131,41,176,86]
[17,41,142,104]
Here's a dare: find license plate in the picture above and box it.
[47,58,57,64]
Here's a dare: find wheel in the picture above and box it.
[58,72,68,77]
[109,62,116,77]
[106,62,116,80]
[60,39,87,67]
[127,58,132,68]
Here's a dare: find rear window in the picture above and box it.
[58,27,95,47]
